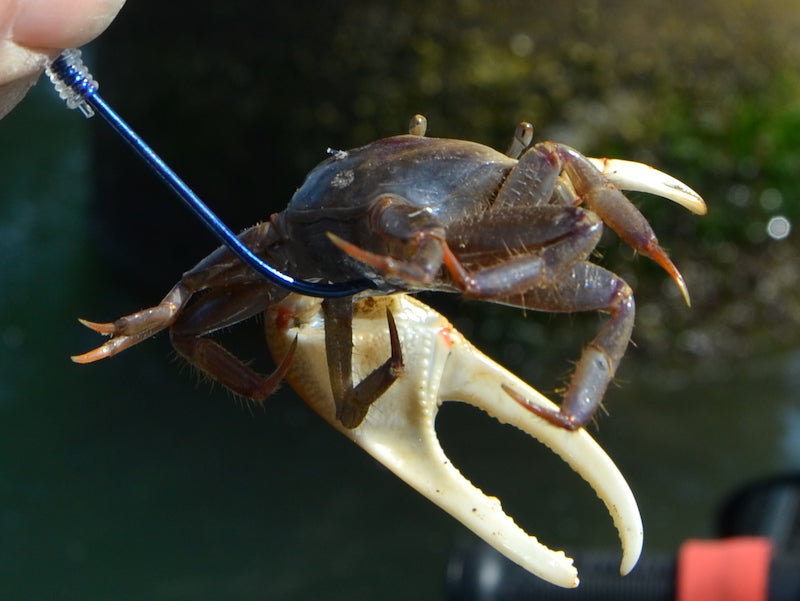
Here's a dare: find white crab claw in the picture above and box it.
[589,157,707,215]
[265,293,643,588]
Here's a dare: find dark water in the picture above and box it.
[1,87,798,601]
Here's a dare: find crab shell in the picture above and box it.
[265,292,643,588]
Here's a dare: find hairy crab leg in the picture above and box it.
[549,144,693,306]
[265,293,643,588]
[72,222,283,364]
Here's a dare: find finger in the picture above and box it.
[12,0,126,49]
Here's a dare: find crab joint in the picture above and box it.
[265,293,643,588]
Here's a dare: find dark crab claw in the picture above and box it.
[265,293,643,588]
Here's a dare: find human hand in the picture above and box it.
[0,0,125,118]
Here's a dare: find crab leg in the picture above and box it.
[265,293,642,588]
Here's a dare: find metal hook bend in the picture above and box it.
[45,49,370,299]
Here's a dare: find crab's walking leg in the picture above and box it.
[551,143,691,305]
[494,142,691,304]
[168,283,297,401]
[440,206,603,298]
[500,262,635,430]
[73,222,297,401]
[327,193,448,285]
[330,201,603,298]
[322,298,405,428]
[72,282,194,362]
[73,223,277,363]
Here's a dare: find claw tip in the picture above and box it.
[676,274,691,307]
[71,344,114,364]
[644,244,691,307]
[77,318,117,335]
[70,352,93,364]
[619,526,644,576]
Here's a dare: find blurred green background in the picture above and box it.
[1,0,799,599]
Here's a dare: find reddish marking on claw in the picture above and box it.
[437,325,455,348]
[275,305,295,331]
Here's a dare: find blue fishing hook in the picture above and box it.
[45,48,370,299]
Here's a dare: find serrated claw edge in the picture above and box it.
[266,293,643,588]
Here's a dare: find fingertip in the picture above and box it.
[12,0,126,49]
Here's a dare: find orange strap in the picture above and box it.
[677,537,772,601]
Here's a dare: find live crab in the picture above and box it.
[74,116,705,587]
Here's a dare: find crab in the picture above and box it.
[73,116,705,586]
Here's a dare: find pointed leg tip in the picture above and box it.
[679,281,692,307]
[326,231,362,257]
[325,231,345,246]
[72,334,141,363]
[71,349,103,364]
[326,230,403,277]
[501,384,582,431]
[668,264,691,307]
[644,244,692,307]
[326,231,375,262]
[78,318,116,335]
